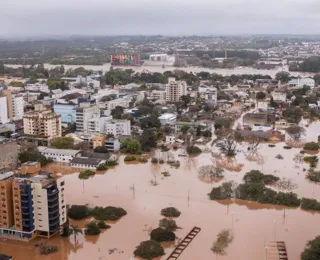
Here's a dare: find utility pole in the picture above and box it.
[187,190,190,207]
[132,184,135,199]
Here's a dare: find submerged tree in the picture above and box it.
[198,165,224,182]
[216,134,238,157]
[286,126,305,145]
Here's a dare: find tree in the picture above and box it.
[159,218,179,232]
[161,207,181,218]
[52,136,74,149]
[140,129,157,151]
[301,236,320,260]
[134,240,165,260]
[275,71,290,83]
[180,95,191,107]
[198,165,224,182]
[121,139,142,154]
[216,135,238,157]
[68,205,90,220]
[256,92,266,100]
[286,126,305,142]
[150,228,175,242]
[181,125,190,134]
[93,146,109,153]
[196,125,201,136]
[60,65,65,74]
[69,225,83,243]
[314,74,320,85]
[111,106,124,119]
[85,221,101,235]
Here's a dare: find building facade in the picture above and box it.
[105,120,131,137]
[39,148,81,163]
[76,103,99,133]
[53,104,77,124]
[0,174,66,240]
[23,105,61,139]
[0,96,9,124]
[166,78,187,102]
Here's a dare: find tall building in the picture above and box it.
[76,103,99,133]
[0,96,9,124]
[165,77,187,102]
[2,90,24,121]
[105,120,131,137]
[0,138,18,169]
[0,172,66,240]
[23,104,61,139]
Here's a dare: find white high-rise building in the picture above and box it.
[105,120,131,137]
[0,96,9,124]
[165,77,187,102]
[76,103,99,133]
[12,95,24,120]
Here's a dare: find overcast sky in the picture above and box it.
[2,0,320,37]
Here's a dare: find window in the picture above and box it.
[38,207,41,210]
[37,195,41,197]
[60,181,65,186]
[39,225,43,227]
[38,213,42,216]
[37,201,41,204]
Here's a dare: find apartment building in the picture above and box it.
[53,104,77,124]
[76,103,99,133]
[105,120,131,137]
[2,90,24,121]
[150,90,166,101]
[0,96,9,124]
[0,138,18,169]
[166,77,187,102]
[0,173,66,240]
[23,104,61,139]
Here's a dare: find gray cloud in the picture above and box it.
[2,0,320,37]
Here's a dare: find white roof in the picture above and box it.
[39,147,81,156]
[158,113,176,120]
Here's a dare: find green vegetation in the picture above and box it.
[150,228,176,242]
[159,218,178,232]
[124,155,137,162]
[78,170,95,179]
[97,221,111,229]
[38,243,58,255]
[304,142,320,151]
[68,205,127,221]
[304,156,319,168]
[243,170,279,185]
[85,221,101,235]
[211,229,233,255]
[298,56,320,73]
[161,207,181,218]
[68,205,90,220]
[256,92,266,100]
[51,136,74,149]
[90,206,127,221]
[186,145,202,154]
[151,158,158,164]
[301,198,320,211]
[68,224,83,243]
[133,240,165,260]
[121,139,142,154]
[106,160,118,166]
[96,164,108,171]
[301,236,320,260]
[208,182,234,200]
[138,157,148,163]
[275,71,290,83]
[140,128,157,151]
[161,171,170,177]
[93,146,109,153]
[307,169,320,182]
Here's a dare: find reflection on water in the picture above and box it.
[1,123,320,259]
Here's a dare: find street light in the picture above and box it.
[231,212,235,231]
[273,220,276,241]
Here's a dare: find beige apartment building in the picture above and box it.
[165,77,188,102]
[23,104,61,139]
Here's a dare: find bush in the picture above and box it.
[208,182,234,200]
[186,145,202,154]
[85,221,101,235]
[90,206,127,221]
[121,139,142,154]
[159,159,164,164]
[96,164,108,171]
[283,146,292,150]
[134,240,165,259]
[243,170,279,185]
[151,158,158,164]
[124,155,137,162]
[78,170,95,180]
[304,156,319,168]
[159,218,178,231]
[93,146,109,153]
[106,160,118,166]
[304,142,320,151]
[68,205,90,220]
[275,154,284,159]
[211,229,233,255]
[301,236,320,260]
[97,221,111,229]
[150,228,175,242]
[161,207,181,218]
[138,157,148,163]
[161,171,170,177]
[39,243,58,255]
[307,169,320,182]
[171,161,180,168]
[301,198,320,211]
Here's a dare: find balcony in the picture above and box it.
[47,189,59,196]
[49,214,59,221]
[48,196,59,203]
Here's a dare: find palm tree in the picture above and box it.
[69,224,83,244]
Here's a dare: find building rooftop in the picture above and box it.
[158,113,176,120]
[0,254,12,260]
[22,161,39,166]
[39,147,81,156]
[0,172,14,181]
[71,157,102,166]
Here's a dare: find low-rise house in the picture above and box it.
[158,113,177,125]
[105,139,121,152]
[39,147,81,163]
[21,162,41,175]
[243,113,275,127]
[165,136,176,144]
[70,152,109,169]
[271,91,287,102]
[274,119,295,129]
[288,77,315,89]
[256,100,269,110]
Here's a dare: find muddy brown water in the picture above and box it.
[1,121,320,260]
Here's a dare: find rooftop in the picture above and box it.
[39,147,81,156]
[0,172,14,181]
[71,157,102,166]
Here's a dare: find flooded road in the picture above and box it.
[1,123,320,259]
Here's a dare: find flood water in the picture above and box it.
[5,63,316,77]
[1,122,320,260]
